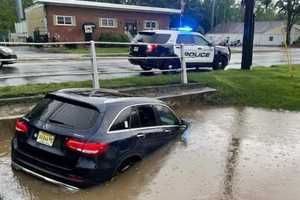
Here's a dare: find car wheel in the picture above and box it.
[116,156,142,174]
[140,65,152,71]
[213,56,227,70]
[161,59,180,74]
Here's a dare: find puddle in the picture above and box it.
[0,106,300,200]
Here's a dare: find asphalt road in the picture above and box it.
[1,47,300,86]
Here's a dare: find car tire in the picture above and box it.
[213,56,228,70]
[140,64,152,71]
[116,156,141,174]
[161,59,180,74]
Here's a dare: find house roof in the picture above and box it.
[33,0,181,15]
[209,21,286,34]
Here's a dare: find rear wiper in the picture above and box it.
[48,119,66,125]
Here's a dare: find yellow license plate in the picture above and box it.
[37,131,55,146]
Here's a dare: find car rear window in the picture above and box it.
[27,98,100,130]
[133,33,171,44]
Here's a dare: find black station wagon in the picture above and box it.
[11,89,187,189]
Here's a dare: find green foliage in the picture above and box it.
[98,32,129,43]
[255,1,279,21]
[0,0,33,35]
[98,32,129,47]
[276,0,300,45]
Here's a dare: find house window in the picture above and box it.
[269,36,274,41]
[144,20,159,30]
[99,18,118,28]
[54,15,75,26]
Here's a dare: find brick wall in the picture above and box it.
[46,5,171,42]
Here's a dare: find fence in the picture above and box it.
[0,41,189,88]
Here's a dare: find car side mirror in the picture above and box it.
[179,119,189,130]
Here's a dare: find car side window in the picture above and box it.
[176,34,194,44]
[154,105,179,126]
[110,107,140,132]
[193,35,209,46]
[137,105,157,127]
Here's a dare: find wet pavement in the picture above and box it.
[1,106,300,200]
[1,47,300,86]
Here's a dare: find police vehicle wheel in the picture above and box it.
[213,56,227,70]
[140,65,152,71]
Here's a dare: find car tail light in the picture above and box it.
[147,44,158,53]
[65,139,109,157]
[16,119,29,134]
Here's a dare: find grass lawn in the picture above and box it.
[0,64,299,111]
[46,47,129,56]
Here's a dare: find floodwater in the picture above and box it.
[1,106,300,200]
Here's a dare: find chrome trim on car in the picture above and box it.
[107,103,181,134]
[11,161,79,190]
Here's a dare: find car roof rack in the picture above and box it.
[59,88,133,98]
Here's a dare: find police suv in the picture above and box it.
[129,29,231,71]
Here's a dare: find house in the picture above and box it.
[206,21,300,46]
[24,0,180,42]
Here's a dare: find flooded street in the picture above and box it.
[1,106,300,200]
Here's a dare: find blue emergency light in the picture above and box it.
[178,26,193,32]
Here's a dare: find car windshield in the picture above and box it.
[26,98,100,130]
[133,32,171,44]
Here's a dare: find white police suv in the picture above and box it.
[129,29,231,71]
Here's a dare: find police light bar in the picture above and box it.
[178,26,193,32]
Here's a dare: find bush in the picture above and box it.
[98,32,129,47]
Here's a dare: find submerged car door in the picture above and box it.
[153,105,181,143]
[136,105,165,153]
[109,106,144,155]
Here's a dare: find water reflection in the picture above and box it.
[0,106,300,200]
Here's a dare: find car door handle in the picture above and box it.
[163,129,172,134]
[198,47,203,50]
[137,133,145,138]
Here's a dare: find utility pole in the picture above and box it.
[211,0,216,29]
[241,0,255,70]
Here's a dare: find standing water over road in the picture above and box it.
[1,106,300,200]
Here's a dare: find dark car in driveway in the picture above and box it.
[11,89,187,189]
[0,46,17,69]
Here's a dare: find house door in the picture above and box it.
[124,22,137,40]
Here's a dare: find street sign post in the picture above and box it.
[241,0,255,70]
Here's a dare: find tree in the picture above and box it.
[276,0,300,45]
[260,0,272,10]
[0,0,33,35]
[255,2,278,21]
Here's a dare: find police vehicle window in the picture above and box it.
[110,107,140,131]
[138,105,157,127]
[48,103,99,130]
[193,35,209,46]
[176,34,194,44]
[134,33,170,44]
[155,105,179,126]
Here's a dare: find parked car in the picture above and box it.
[11,89,188,189]
[0,46,17,69]
[129,29,231,71]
